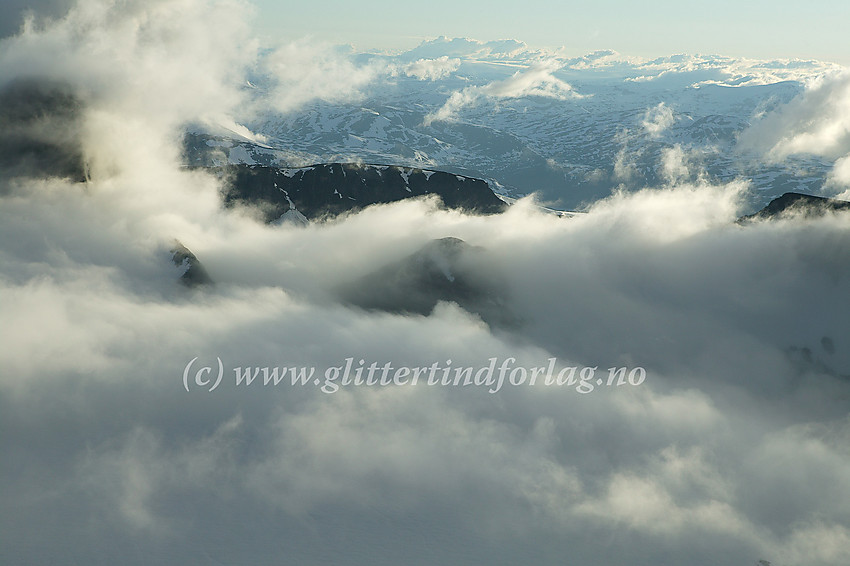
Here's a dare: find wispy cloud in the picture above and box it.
[642,102,675,138]
[424,59,581,126]
[402,55,460,81]
[738,70,850,159]
[737,70,850,195]
[260,41,387,113]
[259,48,462,115]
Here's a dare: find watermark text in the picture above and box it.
[183,357,647,394]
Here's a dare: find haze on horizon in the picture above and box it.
[249,0,850,65]
[1,0,848,64]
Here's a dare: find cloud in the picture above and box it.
[2,3,850,565]
[642,102,675,138]
[258,48,461,115]
[832,155,850,198]
[424,59,581,126]
[5,177,850,565]
[613,144,638,183]
[738,70,850,160]
[260,40,388,113]
[658,144,709,185]
[692,58,846,88]
[738,70,850,194]
[402,56,461,81]
[0,0,74,38]
[0,0,259,189]
[602,52,842,87]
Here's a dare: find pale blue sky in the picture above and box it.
[252,0,849,64]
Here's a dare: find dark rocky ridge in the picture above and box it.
[171,242,213,287]
[0,78,87,183]
[337,237,517,328]
[742,192,850,221]
[217,163,508,221]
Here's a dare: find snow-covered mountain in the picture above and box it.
[185,38,844,211]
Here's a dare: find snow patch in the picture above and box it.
[227,145,257,165]
[281,166,315,178]
[274,208,309,227]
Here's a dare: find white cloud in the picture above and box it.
[738,70,850,160]
[0,0,260,189]
[261,40,387,113]
[693,58,846,88]
[659,144,706,185]
[642,102,675,138]
[831,155,850,198]
[613,145,638,183]
[424,59,581,126]
[738,70,850,194]
[402,56,460,81]
[0,0,257,129]
[5,172,850,563]
[602,53,842,87]
[258,48,461,115]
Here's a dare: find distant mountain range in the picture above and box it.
[6,42,840,215]
[184,39,844,212]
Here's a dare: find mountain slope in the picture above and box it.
[742,192,850,220]
[218,163,507,221]
[337,236,517,327]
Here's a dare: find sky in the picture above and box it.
[1,0,847,63]
[252,0,850,63]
